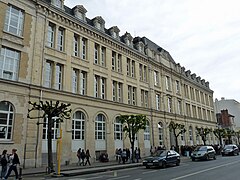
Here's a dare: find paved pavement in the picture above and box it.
[19,156,191,179]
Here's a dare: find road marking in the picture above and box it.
[142,170,158,174]
[171,160,240,180]
[107,175,130,180]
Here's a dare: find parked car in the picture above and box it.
[221,144,239,156]
[191,146,216,161]
[142,150,180,169]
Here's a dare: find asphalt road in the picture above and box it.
[23,155,240,180]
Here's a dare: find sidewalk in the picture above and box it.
[21,156,191,177]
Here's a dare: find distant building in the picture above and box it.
[216,109,235,129]
[0,0,216,168]
[215,98,240,128]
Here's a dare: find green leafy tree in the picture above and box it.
[169,121,186,152]
[118,114,147,162]
[196,127,212,145]
[213,128,225,147]
[27,100,71,173]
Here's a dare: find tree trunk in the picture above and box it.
[175,135,179,153]
[131,141,135,163]
[47,116,54,173]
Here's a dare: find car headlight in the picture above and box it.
[153,160,159,162]
[142,160,147,163]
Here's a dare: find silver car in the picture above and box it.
[191,146,216,161]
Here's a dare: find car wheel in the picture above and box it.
[237,152,239,155]
[146,166,150,169]
[206,155,209,160]
[192,158,195,161]
[213,155,216,160]
[162,161,167,168]
[176,160,180,166]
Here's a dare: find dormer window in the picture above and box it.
[122,32,133,47]
[73,5,87,22]
[109,26,120,39]
[92,16,105,31]
[52,0,63,9]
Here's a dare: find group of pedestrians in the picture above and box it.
[0,148,20,180]
[77,148,91,166]
[115,147,141,164]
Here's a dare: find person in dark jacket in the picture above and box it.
[85,149,91,166]
[0,150,8,179]
[3,148,20,180]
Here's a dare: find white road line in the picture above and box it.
[107,175,130,180]
[142,170,158,174]
[171,160,240,180]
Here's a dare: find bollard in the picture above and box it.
[19,167,23,180]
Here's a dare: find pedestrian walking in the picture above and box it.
[121,149,127,164]
[85,149,91,166]
[3,148,20,180]
[134,147,140,163]
[77,148,81,165]
[0,150,8,179]
[79,149,86,166]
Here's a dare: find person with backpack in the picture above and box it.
[0,150,8,179]
[3,148,20,180]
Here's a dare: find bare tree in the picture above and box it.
[27,100,71,173]
[169,121,186,153]
[118,114,147,162]
[196,127,212,145]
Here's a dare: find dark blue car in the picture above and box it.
[142,150,180,169]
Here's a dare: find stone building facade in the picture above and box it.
[0,0,217,168]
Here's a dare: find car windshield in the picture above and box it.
[152,150,168,157]
[195,146,207,151]
[224,145,233,150]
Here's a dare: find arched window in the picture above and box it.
[0,101,14,140]
[144,121,150,140]
[95,114,106,140]
[158,122,163,145]
[114,117,122,140]
[72,111,85,140]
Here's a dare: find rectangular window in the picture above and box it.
[141,90,148,107]
[94,75,106,99]
[167,97,172,113]
[143,65,147,81]
[112,51,116,70]
[57,28,64,51]
[154,71,159,86]
[176,80,180,94]
[177,100,182,115]
[139,64,143,81]
[127,58,130,76]
[186,103,191,117]
[94,43,99,64]
[73,34,79,56]
[80,71,87,95]
[198,107,202,119]
[101,46,106,66]
[166,76,171,91]
[81,38,87,60]
[44,61,52,87]
[0,47,20,81]
[156,93,160,110]
[55,64,63,90]
[72,69,78,93]
[131,60,135,77]
[127,85,136,105]
[112,81,123,102]
[117,54,122,72]
[4,5,24,36]
[47,23,55,48]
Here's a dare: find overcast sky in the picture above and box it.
[65,0,240,102]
